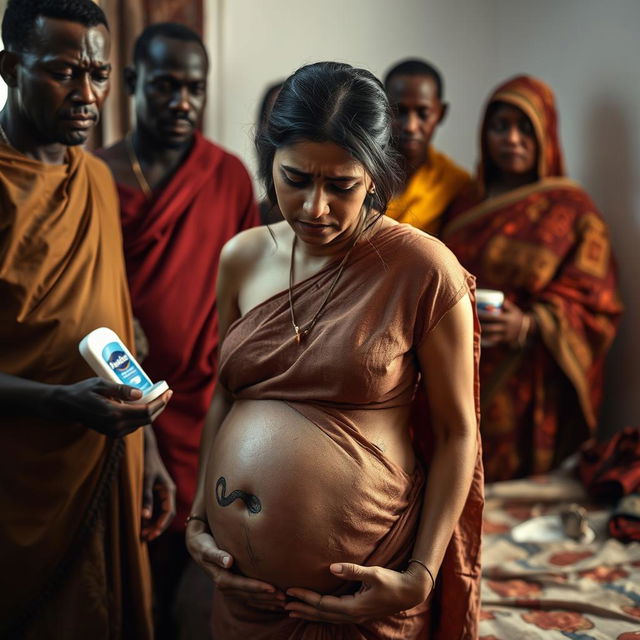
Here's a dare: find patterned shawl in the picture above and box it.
[442,76,622,481]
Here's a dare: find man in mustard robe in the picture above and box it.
[0,1,171,637]
[384,58,471,235]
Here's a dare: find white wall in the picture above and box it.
[206,0,500,179]
[207,0,640,434]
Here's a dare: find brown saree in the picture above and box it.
[441,75,623,481]
[212,220,483,639]
[0,144,152,638]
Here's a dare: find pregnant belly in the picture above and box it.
[205,400,398,593]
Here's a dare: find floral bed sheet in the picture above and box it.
[480,475,640,639]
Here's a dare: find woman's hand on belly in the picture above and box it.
[186,519,286,611]
[285,561,433,623]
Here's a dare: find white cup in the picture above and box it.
[476,289,505,314]
[476,289,504,348]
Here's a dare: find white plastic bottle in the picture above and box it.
[79,327,169,403]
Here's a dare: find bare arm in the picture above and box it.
[410,292,478,581]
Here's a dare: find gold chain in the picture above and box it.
[288,233,360,344]
[125,133,153,200]
[0,123,11,147]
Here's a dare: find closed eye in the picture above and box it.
[280,167,360,193]
[51,70,73,81]
[329,182,358,193]
[281,170,307,187]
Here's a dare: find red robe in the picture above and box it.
[114,132,259,528]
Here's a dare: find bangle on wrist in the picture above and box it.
[185,514,208,527]
[515,313,532,349]
[406,558,435,590]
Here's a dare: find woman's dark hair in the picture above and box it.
[255,61,401,216]
[256,80,284,130]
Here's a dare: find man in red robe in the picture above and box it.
[98,22,259,639]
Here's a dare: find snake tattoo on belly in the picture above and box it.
[215,476,262,514]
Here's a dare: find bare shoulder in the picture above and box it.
[220,221,288,273]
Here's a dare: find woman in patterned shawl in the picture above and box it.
[442,75,622,482]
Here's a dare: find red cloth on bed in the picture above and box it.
[577,427,640,542]
[578,427,640,501]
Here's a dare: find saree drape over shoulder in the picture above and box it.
[112,131,259,529]
[441,76,622,481]
[0,145,151,638]
[213,221,483,639]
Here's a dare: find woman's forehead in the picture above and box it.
[275,140,365,176]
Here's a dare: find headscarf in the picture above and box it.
[479,74,565,189]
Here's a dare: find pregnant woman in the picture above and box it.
[186,61,483,639]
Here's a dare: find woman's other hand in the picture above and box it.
[185,519,286,611]
[285,562,432,623]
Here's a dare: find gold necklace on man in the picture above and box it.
[125,132,153,200]
[0,123,12,147]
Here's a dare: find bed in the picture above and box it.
[480,471,640,639]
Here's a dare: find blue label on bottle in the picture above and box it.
[102,342,153,392]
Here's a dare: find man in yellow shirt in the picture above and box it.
[384,59,471,235]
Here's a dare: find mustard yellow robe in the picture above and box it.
[387,147,471,235]
[0,143,152,639]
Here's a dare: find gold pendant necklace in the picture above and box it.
[126,133,153,200]
[287,233,359,344]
